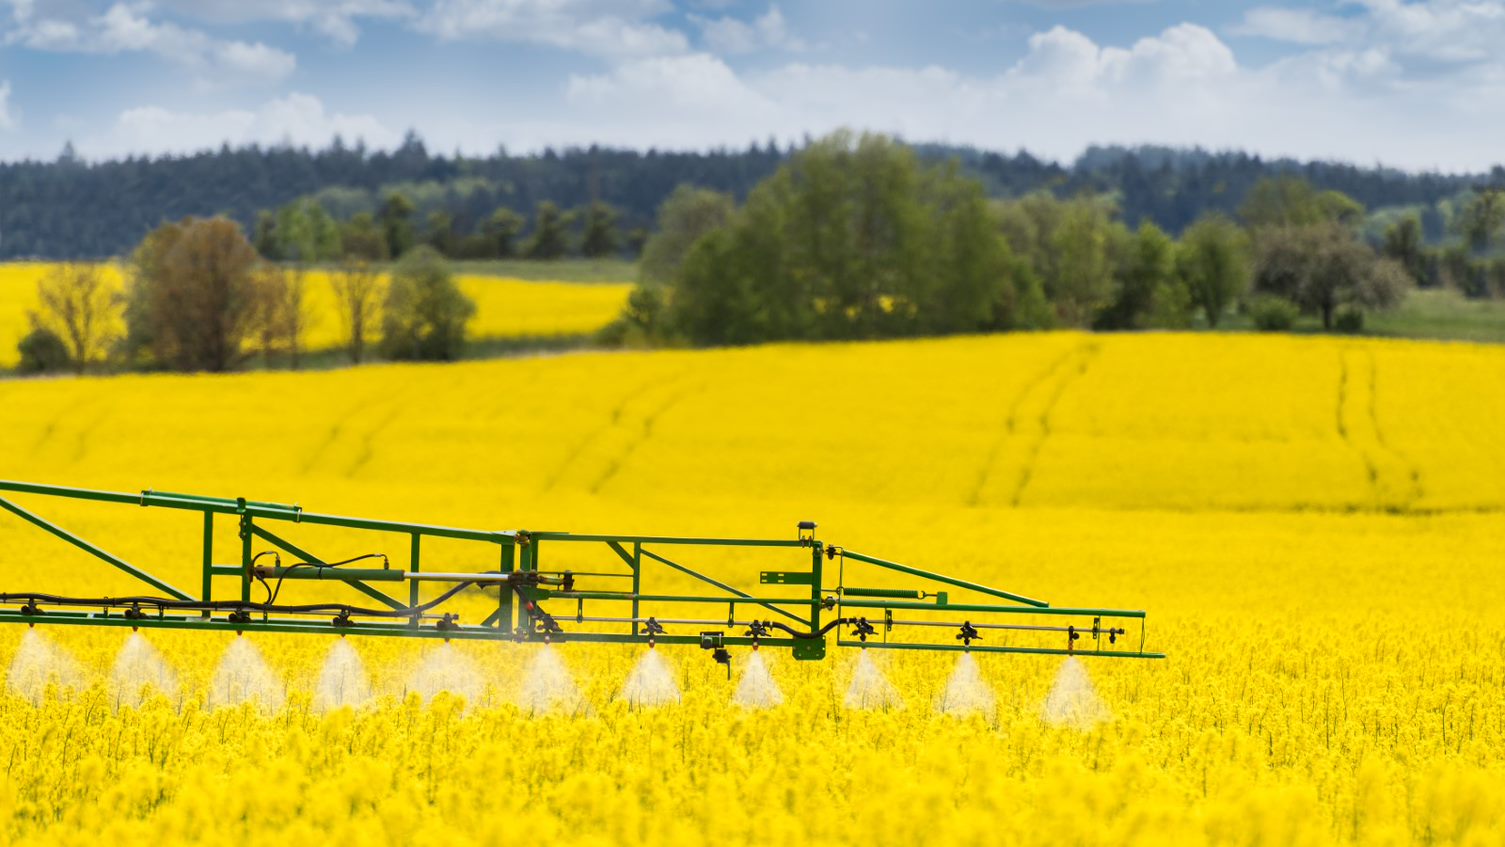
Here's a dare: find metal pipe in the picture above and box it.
[838,639,1165,659]
[887,619,1112,634]
[553,591,822,607]
[838,599,1145,618]
[839,550,1048,608]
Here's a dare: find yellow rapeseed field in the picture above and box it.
[0,263,631,366]
[0,332,1502,845]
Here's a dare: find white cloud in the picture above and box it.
[548,21,1502,171]
[94,92,395,157]
[1231,7,1359,45]
[0,81,15,130]
[419,0,686,59]
[153,0,415,48]
[5,2,297,85]
[693,4,803,55]
[1235,1,1505,63]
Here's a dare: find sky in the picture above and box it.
[0,0,1502,171]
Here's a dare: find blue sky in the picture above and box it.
[0,1,1501,171]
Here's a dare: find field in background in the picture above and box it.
[0,263,633,367]
[0,332,1502,843]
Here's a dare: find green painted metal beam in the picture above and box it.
[839,549,1048,608]
[0,496,193,601]
[837,640,1164,659]
[838,599,1145,618]
[248,524,406,611]
[635,548,806,624]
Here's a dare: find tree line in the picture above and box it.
[18,216,476,375]
[3,132,1498,261]
[609,132,1499,347]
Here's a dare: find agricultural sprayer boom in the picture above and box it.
[0,480,1164,664]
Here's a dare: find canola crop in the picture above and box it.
[0,332,1503,845]
[0,262,631,366]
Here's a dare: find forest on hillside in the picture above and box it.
[3,133,1500,260]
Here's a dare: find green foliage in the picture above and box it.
[1334,307,1365,333]
[579,202,620,258]
[1098,221,1175,330]
[16,325,70,374]
[525,202,571,260]
[1457,187,1505,253]
[660,132,1043,345]
[1249,295,1300,332]
[1177,214,1251,328]
[1254,222,1411,329]
[379,192,416,260]
[997,193,1126,328]
[1241,177,1365,228]
[425,211,456,255]
[379,246,475,361]
[639,186,735,285]
[483,209,526,259]
[125,217,261,372]
[1382,215,1426,285]
[341,213,389,262]
[274,198,342,263]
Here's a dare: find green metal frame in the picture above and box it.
[0,480,1164,660]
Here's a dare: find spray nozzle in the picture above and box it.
[1067,625,1080,652]
[332,610,353,628]
[850,618,876,642]
[956,621,981,647]
[744,620,769,646]
[712,647,731,678]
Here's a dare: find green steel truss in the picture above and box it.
[0,480,1164,661]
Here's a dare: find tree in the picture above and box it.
[29,262,118,373]
[1253,222,1410,329]
[124,217,260,372]
[578,202,620,258]
[1458,187,1505,253]
[1177,214,1250,328]
[335,213,388,364]
[995,193,1126,328]
[16,325,70,374]
[1097,222,1176,330]
[639,186,735,285]
[379,246,475,361]
[379,192,416,259]
[1382,215,1426,285]
[425,210,455,255]
[271,199,340,368]
[658,131,1044,345]
[1241,177,1364,228]
[483,208,525,258]
[525,202,571,259]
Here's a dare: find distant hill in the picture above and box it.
[1,134,1499,260]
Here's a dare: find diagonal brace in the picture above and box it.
[0,496,193,601]
[639,547,805,624]
[248,524,406,611]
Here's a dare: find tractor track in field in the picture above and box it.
[539,374,674,493]
[28,397,92,455]
[967,341,1097,508]
[1010,342,1099,507]
[68,409,109,465]
[300,388,396,474]
[1336,348,1423,510]
[589,379,704,495]
[1364,351,1425,505]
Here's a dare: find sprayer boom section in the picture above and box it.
[0,481,1163,661]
